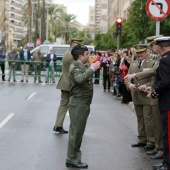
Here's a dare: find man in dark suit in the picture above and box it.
[20,44,31,82]
[45,48,57,83]
[53,38,83,134]
[147,37,170,170]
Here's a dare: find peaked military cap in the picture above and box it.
[134,44,148,53]
[147,35,163,46]
[71,44,88,55]
[154,36,170,46]
[70,38,83,44]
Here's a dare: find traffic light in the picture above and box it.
[73,31,76,35]
[116,17,122,35]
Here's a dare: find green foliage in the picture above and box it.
[94,0,170,50]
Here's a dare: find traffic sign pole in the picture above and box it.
[156,21,160,35]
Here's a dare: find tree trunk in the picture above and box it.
[27,0,32,42]
[41,0,45,42]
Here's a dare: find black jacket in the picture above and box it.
[45,53,57,67]
[154,51,170,111]
[101,61,111,76]
[20,49,31,64]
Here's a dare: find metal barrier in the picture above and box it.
[0,60,62,83]
[0,60,103,83]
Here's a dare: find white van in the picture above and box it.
[30,43,96,61]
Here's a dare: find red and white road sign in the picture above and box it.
[146,0,170,20]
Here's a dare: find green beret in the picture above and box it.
[71,44,88,55]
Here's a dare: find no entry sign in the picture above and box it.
[146,0,170,20]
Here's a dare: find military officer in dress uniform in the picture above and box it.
[147,37,170,170]
[125,35,164,159]
[125,44,155,150]
[65,44,100,169]
[53,38,83,134]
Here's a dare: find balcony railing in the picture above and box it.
[11,1,21,8]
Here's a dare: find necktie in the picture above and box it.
[138,61,142,68]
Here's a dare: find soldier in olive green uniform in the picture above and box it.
[32,48,44,83]
[125,44,155,149]
[125,36,163,159]
[53,38,83,134]
[65,45,100,169]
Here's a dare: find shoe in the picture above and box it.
[39,80,43,83]
[144,144,155,151]
[103,90,106,92]
[132,142,146,147]
[53,81,55,83]
[66,162,88,169]
[147,150,157,156]
[151,154,163,159]
[20,80,24,82]
[26,80,28,83]
[153,163,164,168]
[152,163,168,170]
[45,81,47,83]
[53,126,68,134]
[13,80,17,82]
[8,79,10,82]
[2,79,6,81]
[108,89,110,92]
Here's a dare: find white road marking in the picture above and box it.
[0,113,15,129]
[26,92,36,100]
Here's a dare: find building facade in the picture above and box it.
[0,0,25,49]
[87,6,95,40]
[108,0,135,29]
[95,0,108,34]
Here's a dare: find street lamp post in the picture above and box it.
[45,6,49,41]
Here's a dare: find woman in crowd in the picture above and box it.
[101,52,111,92]
[119,52,132,103]
[92,52,102,84]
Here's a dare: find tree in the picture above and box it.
[41,0,46,42]
[27,0,32,42]
[57,13,78,43]
[47,4,63,42]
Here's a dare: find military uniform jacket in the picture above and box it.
[125,56,155,105]
[69,61,94,105]
[57,48,73,91]
[32,52,44,64]
[135,56,161,105]
[154,51,170,111]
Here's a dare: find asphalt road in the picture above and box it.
[0,79,160,170]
